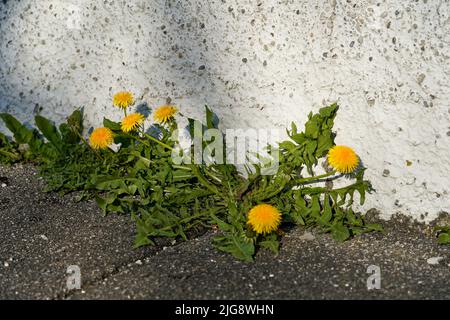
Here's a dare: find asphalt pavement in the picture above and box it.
[1,164,449,299]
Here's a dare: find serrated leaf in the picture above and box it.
[319,103,338,118]
[290,122,297,135]
[210,215,232,232]
[213,234,255,262]
[331,223,350,242]
[346,208,363,227]
[259,234,280,254]
[133,234,155,247]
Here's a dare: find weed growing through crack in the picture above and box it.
[0,95,387,261]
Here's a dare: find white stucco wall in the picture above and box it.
[0,0,449,221]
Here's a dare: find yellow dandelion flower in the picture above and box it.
[327,145,359,174]
[247,204,282,234]
[90,127,114,149]
[121,113,145,133]
[153,105,178,124]
[113,91,134,109]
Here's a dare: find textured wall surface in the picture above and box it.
[0,0,449,221]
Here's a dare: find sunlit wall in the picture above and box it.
[1,0,449,221]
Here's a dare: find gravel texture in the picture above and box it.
[1,164,449,300]
[0,164,165,299]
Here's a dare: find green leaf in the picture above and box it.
[288,209,305,225]
[0,132,21,164]
[113,133,132,148]
[319,194,332,225]
[366,223,384,232]
[59,109,83,145]
[95,194,117,213]
[67,108,83,133]
[210,215,233,232]
[331,223,350,242]
[346,208,363,227]
[132,213,156,247]
[59,123,78,144]
[357,183,367,205]
[316,133,333,156]
[305,119,319,139]
[279,141,297,151]
[213,234,255,262]
[128,184,138,195]
[133,234,155,247]
[290,133,306,144]
[438,232,450,244]
[187,118,205,140]
[0,113,34,144]
[319,103,338,118]
[103,118,121,131]
[305,140,317,155]
[290,122,297,135]
[310,195,321,218]
[35,115,63,152]
[434,226,450,232]
[259,234,280,254]
[95,195,107,212]
[205,105,219,129]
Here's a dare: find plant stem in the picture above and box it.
[333,181,364,193]
[190,165,221,196]
[142,132,173,150]
[124,132,169,150]
[124,133,151,147]
[203,167,222,184]
[172,165,192,171]
[298,181,364,195]
[291,170,337,185]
